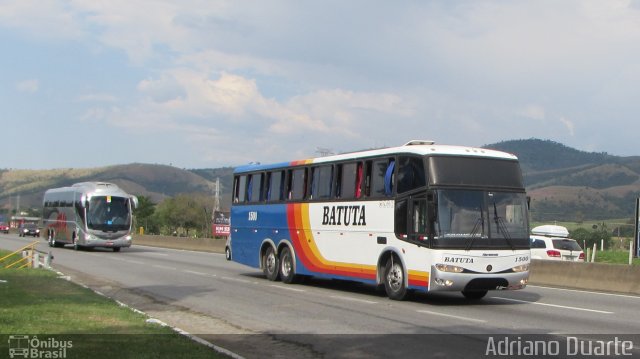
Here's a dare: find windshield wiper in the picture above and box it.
[493,202,516,251]
[465,209,485,251]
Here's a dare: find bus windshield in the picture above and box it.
[433,189,529,249]
[87,196,131,231]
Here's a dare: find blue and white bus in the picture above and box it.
[229,141,530,300]
[43,182,138,252]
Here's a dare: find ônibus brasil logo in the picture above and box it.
[8,335,72,359]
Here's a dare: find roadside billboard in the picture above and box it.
[213,211,230,237]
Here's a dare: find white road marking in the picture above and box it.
[329,295,378,304]
[491,296,614,314]
[270,284,306,292]
[528,285,640,300]
[152,264,177,271]
[416,310,487,323]
[183,270,208,276]
[221,276,253,284]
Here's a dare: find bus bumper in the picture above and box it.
[428,265,529,292]
[80,235,133,248]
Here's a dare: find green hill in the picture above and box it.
[0,164,234,213]
[3,139,640,223]
[484,139,640,221]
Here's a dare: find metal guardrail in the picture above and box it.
[0,241,52,269]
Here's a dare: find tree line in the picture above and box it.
[134,194,217,237]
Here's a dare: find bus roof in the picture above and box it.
[44,182,130,197]
[234,140,518,173]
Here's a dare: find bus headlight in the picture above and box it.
[435,264,464,273]
[512,264,529,273]
[435,278,455,287]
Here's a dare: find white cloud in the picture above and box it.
[519,105,546,121]
[137,76,186,104]
[76,93,118,103]
[16,79,39,93]
[559,116,576,137]
[4,0,640,168]
[0,0,84,40]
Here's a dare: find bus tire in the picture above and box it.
[49,233,62,248]
[72,233,80,251]
[384,255,408,300]
[113,247,121,252]
[462,290,488,300]
[263,246,280,281]
[279,247,297,284]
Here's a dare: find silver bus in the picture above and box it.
[43,182,138,251]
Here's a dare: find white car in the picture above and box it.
[530,225,585,261]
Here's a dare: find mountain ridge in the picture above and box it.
[2,139,639,222]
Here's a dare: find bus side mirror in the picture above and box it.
[131,196,139,209]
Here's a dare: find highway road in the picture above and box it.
[2,233,640,358]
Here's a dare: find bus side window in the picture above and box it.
[340,163,357,199]
[265,172,272,201]
[246,175,253,202]
[334,164,343,198]
[267,171,284,202]
[384,159,395,196]
[397,156,426,194]
[311,165,333,200]
[285,170,293,200]
[290,168,307,201]
[355,162,363,199]
[370,158,394,197]
[234,175,248,203]
[249,173,263,203]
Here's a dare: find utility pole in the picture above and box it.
[634,198,639,258]
[214,177,220,211]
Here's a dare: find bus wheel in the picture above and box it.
[72,233,80,251]
[280,247,297,284]
[462,290,488,300]
[263,246,280,281]
[384,256,407,300]
[113,247,121,252]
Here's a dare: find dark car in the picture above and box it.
[19,223,40,237]
[0,222,9,234]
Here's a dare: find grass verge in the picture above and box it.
[594,250,640,265]
[0,253,226,358]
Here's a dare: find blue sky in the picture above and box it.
[2,1,640,169]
